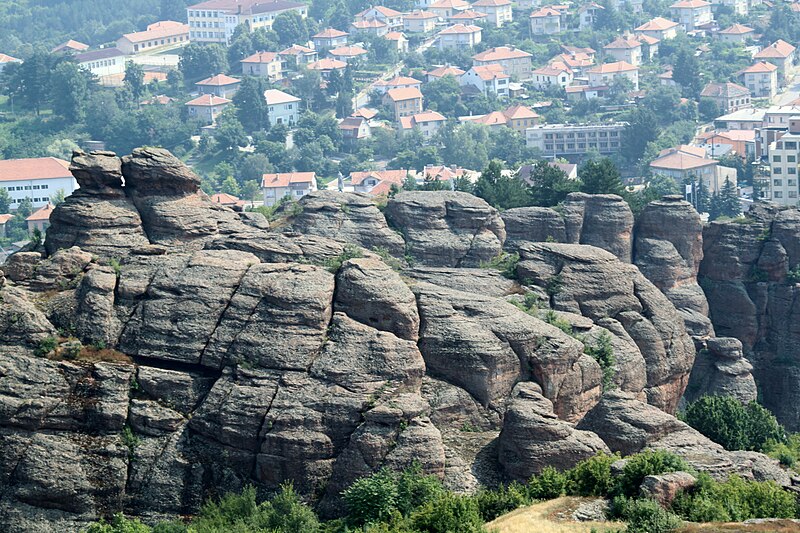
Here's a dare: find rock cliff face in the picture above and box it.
[699,204,800,430]
[0,150,790,530]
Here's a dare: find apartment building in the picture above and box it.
[670,0,713,31]
[187,0,307,45]
[529,6,562,35]
[525,122,627,157]
[741,61,778,98]
[383,87,424,121]
[766,118,800,205]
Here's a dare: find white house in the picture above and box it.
[531,64,573,89]
[460,64,510,97]
[578,2,604,29]
[263,89,301,126]
[471,0,513,27]
[75,48,127,80]
[437,24,482,50]
[0,157,78,210]
[587,61,639,90]
[399,110,447,138]
[670,0,713,31]
[262,172,317,206]
[241,51,283,81]
[354,5,404,31]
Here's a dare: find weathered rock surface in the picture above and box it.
[498,383,609,481]
[384,191,505,267]
[282,191,406,256]
[516,243,695,413]
[564,193,634,262]
[685,337,757,404]
[639,471,696,507]
[501,207,567,249]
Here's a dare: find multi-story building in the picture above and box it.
[116,21,189,55]
[261,172,317,206]
[187,0,307,45]
[354,6,404,31]
[649,145,735,193]
[754,40,796,84]
[428,0,470,19]
[530,64,573,89]
[278,44,317,70]
[714,107,765,130]
[603,36,643,66]
[525,122,627,157]
[196,73,241,98]
[741,61,778,98]
[472,46,533,81]
[669,0,713,31]
[328,45,368,64]
[384,31,409,53]
[754,105,800,157]
[26,203,55,234]
[312,28,349,49]
[460,64,510,97]
[437,24,482,50]
[503,104,541,132]
[305,57,347,78]
[635,17,679,40]
[710,0,747,15]
[372,75,423,95]
[471,0,513,27]
[383,87,424,121]
[578,2,604,29]
[529,6,562,35]
[717,23,754,43]
[0,157,78,210]
[766,118,800,205]
[185,94,231,125]
[699,82,751,113]
[426,64,465,81]
[350,19,389,36]
[587,61,639,90]
[241,51,282,81]
[403,11,438,33]
[449,10,488,24]
[399,110,447,138]
[263,89,301,126]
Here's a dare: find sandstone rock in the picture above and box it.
[415,282,601,419]
[639,471,696,507]
[517,242,695,413]
[1,252,42,283]
[501,207,567,250]
[0,287,57,355]
[385,191,505,267]
[27,246,93,291]
[685,337,757,404]
[405,266,524,297]
[206,230,346,265]
[335,257,419,341]
[565,193,634,262]
[72,265,121,346]
[282,191,406,256]
[136,367,216,415]
[498,383,609,481]
[122,147,200,194]
[70,150,124,194]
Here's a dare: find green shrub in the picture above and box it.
[788,265,800,284]
[410,492,485,533]
[568,452,617,497]
[473,481,530,521]
[613,497,682,533]
[584,331,616,391]
[483,252,519,279]
[372,246,404,271]
[682,395,784,452]
[85,514,152,533]
[528,466,569,499]
[324,245,364,273]
[343,469,400,526]
[544,309,572,334]
[34,335,58,357]
[395,464,445,516]
[545,274,563,296]
[615,450,689,498]
[672,473,798,523]
[121,426,139,460]
[259,483,321,532]
[764,433,800,467]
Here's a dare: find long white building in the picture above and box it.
[525,122,627,157]
[0,158,78,210]
[187,0,307,45]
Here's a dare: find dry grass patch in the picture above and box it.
[486,496,624,533]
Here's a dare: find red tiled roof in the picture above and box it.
[530,6,562,17]
[196,74,241,86]
[329,45,368,57]
[754,40,796,59]
[307,58,347,70]
[386,87,423,101]
[121,21,188,43]
[426,65,465,77]
[438,23,482,35]
[355,5,402,17]
[350,169,409,186]
[241,51,280,63]
[635,17,679,31]
[0,157,71,182]
[185,94,231,106]
[742,61,778,73]
[670,0,710,8]
[719,23,754,35]
[473,46,532,61]
[26,203,55,221]
[262,172,315,188]
[588,61,638,73]
[314,28,349,38]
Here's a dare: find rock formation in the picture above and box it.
[0,150,793,531]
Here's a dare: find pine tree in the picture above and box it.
[579,158,625,196]
[529,160,579,207]
[718,178,741,218]
[696,178,710,214]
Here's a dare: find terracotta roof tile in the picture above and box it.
[262,172,315,188]
[0,157,71,182]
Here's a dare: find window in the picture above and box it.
[775,191,783,198]
[774,179,783,186]
[791,168,797,175]
[774,167,783,174]
[789,155,797,162]
[791,191,798,198]
[774,155,782,162]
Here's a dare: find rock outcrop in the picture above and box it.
[2,148,795,530]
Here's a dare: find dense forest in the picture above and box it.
[0,0,189,54]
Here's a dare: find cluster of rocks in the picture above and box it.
[0,149,791,531]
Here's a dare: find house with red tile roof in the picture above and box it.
[425,64,465,81]
[635,17,680,40]
[718,23,754,43]
[700,82,751,113]
[437,24,482,50]
[754,40,796,83]
[472,46,533,80]
[373,75,423,95]
[398,110,447,138]
[0,53,21,74]
[650,145,736,193]
[428,0,471,19]
[0,158,76,210]
[278,45,318,70]
[403,11,438,33]
[261,172,317,206]
[306,58,347,78]
[349,169,410,193]
[530,6,563,35]
[740,61,778,98]
[471,0,512,27]
[26,203,55,234]
[312,28,349,49]
[587,61,639,90]
[383,87,424,121]
[210,193,246,209]
[449,10,489,24]
[578,2,604,29]
[185,94,231,125]
[52,40,89,53]
[460,64,510,97]
[531,63,573,89]
[604,36,644,66]
[351,18,389,36]
[195,73,241,98]
[384,31,409,53]
[241,51,283,81]
[339,116,372,142]
[355,6,403,30]
[329,45,369,64]
[670,0,713,31]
